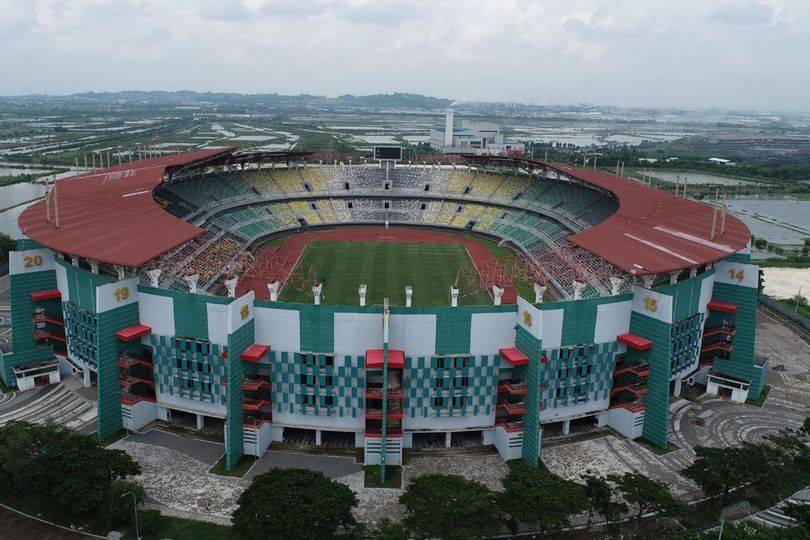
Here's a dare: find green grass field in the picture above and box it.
[278,241,492,306]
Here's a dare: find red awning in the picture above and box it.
[365,349,405,369]
[241,344,271,362]
[707,300,738,314]
[115,324,152,342]
[617,333,653,351]
[499,347,529,366]
[30,289,61,302]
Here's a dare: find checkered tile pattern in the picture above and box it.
[671,312,704,377]
[271,351,365,418]
[150,335,227,405]
[62,301,98,370]
[404,355,499,418]
[540,341,618,410]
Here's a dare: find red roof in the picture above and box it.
[545,163,750,275]
[18,148,235,267]
[707,300,738,314]
[617,333,653,351]
[115,324,152,342]
[499,347,529,366]
[365,349,405,369]
[241,344,271,362]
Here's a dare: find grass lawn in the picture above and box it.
[278,240,492,306]
[363,465,402,488]
[746,384,771,407]
[209,453,257,478]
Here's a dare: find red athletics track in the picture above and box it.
[236,226,518,304]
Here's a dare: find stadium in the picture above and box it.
[1,146,765,471]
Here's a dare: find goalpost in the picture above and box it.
[377,236,396,244]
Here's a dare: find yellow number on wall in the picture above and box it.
[23,255,43,268]
[240,304,250,321]
[643,296,658,313]
[728,268,745,282]
[113,287,130,302]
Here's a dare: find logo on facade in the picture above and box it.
[240,304,250,321]
[522,310,532,326]
[643,296,658,313]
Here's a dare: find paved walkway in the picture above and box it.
[0,382,96,432]
[125,429,225,466]
[247,450,361,480]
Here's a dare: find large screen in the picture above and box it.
[374,146,402,160]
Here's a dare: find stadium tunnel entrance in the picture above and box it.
[161,408,225,437]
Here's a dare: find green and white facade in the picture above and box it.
[2,240,765,468]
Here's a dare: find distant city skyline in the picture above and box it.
[0,0,806,111]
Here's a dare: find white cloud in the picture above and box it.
[0,0,806,110]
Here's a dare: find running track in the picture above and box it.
[237,227,518,304]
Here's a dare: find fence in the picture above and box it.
[758,294,810,333]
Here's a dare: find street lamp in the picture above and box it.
[121,491,140,540]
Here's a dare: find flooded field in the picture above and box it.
[727,198,810,245]
[650,170,762,185]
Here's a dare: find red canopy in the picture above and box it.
[115,324,151,342]
[30,289,61,301]
[707,300,738,314]
[241,344,271,362]
[617,333,653,351]
[365,349,405,369]
[499,347,529,366]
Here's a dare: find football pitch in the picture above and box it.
[277,241,492,306]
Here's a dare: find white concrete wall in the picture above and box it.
[156,390,226,418]
[404,410,496,431]
[470,312,516,355]
[138,292,175,336]
[15,370,60,391]
[594,301,632,343]
[607,406,644,439]
[334,313,383,356]
[389,314,436,357]
[254,306,300,351]
[493,426,523,460]
[243,422,273,456]
[540,398,610,423]
[122,400,158,431]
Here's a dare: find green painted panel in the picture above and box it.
[225,320,254,469]
[298,305,335,352]
[630,311,672,449]
[435,309,472,355]
[96,302,139,438]
[711,282,761,399]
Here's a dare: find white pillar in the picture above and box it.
[642,275,655,289]
[562,419,571,436]
[405,286,413,307]
[492,285,504,306]
[184,274,200,294]
[445,431,452,448]
[669,271,679,285]
[224,277,238,298]
[674,378,683,398]
[268,281,280,302]
[315,430,322,446]
[196,414,205,430]
[147,268,162,288]
[88,260,99,274]
[533,283,546,304]
[313,283,322,305]
[572,281,586,301]
[83,367,91,388]
[450,286,459,307]
[609,276,624,296]
[359,284,367,307]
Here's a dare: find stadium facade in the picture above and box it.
[2,148,765,469]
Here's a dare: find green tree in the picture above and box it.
[608,472,685,521]
[801,417,810,437]
[754,238,768,250]
[500,462,587,537]
[0,232,14,265]
[399,474,500,539]
[582,473,628,530]
[102,480,144,528]
[682,443,778,500]
[367,517,409,540]
[783,501,810,530]
[0,421,140,518]
[232,468,357,540]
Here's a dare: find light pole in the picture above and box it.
[121,491,140,540]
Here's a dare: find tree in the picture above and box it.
[682,443,778,500]
[103,480,144,528]
[367,517,409,540]
[232,468,357,540]
[500,462,587,537]
[801,417,810,437]
[608,472,685,521]
[0,232,14,266]
[582,473,628,530]
[0,421,140,519]
[783,501,810,530]
[754,238,768,250]
[399,474,500,539]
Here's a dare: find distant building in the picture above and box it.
[708,157,736,166]
[430,109,524,156]
[638,158,658,164]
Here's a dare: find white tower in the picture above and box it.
[444,108,454,148]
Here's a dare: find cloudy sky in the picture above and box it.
[0,0,806,110]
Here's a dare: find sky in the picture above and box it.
[0,0,807,110]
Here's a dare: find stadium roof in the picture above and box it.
[18,148,235,267]
[549,163,750,275]
[464,156,750,275]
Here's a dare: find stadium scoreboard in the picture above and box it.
[374,146,402,161]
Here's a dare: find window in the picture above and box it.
[437,357,447,369]
[384,182,391,190]
[433,397,446,408]
[310,202,317,210]
[555,387,567,399]
[325,355,334,367]
[299,374,309,385]
[463,186,471,194]
[424,184,430,192]
[436,378,445,388]
[324,376,333,387]
[452,396,466,408]
[304,183,312,192]
[420,203,427,210]
[324,395,334,407]
[384,202,390,209]
[347,201,353,209]
[344,182,350,190]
